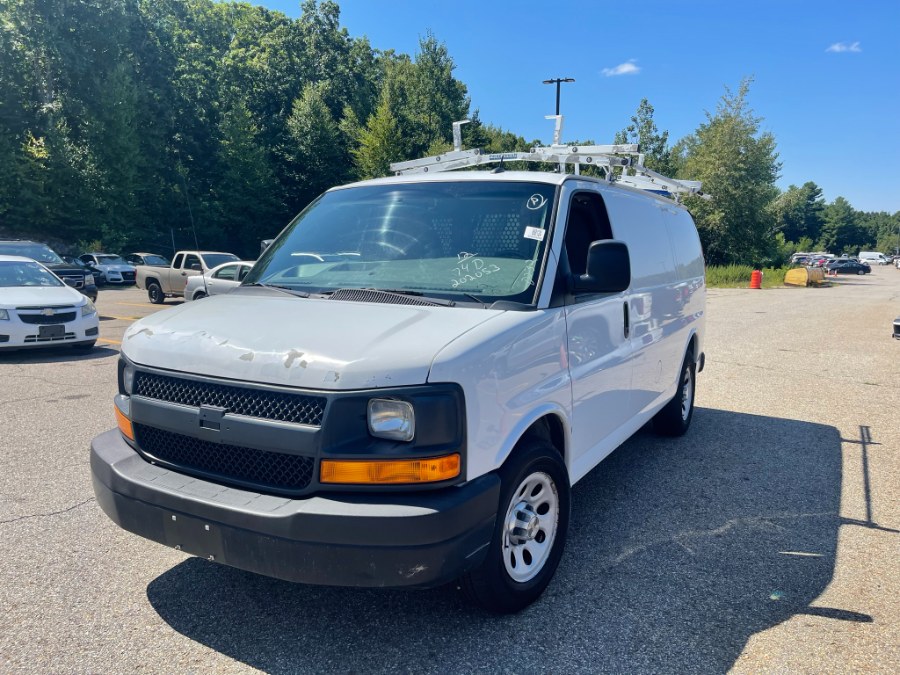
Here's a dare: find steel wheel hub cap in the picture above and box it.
[502,471,559,583]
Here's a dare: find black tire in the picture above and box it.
[147,281,165,304]
[857,269,865,275]
[193,291,207,301]
[653,349,696,437]
[461,439,570,613]
[72,340,96,351]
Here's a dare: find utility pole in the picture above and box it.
[542,77,575,116]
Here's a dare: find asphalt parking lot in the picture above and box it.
[1,270,898,674]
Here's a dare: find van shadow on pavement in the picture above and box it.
[146,408,852,674]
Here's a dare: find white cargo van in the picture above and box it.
[91,143,706,613]
[858,251,888,265]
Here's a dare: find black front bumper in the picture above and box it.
[91,430,499,588]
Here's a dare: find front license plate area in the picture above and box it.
[163,512,225,561]
[39,325,65,339]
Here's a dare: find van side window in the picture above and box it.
[564,192,613,277]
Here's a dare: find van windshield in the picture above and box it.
[245,181,557,305]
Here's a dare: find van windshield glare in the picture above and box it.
[244,182,557,304]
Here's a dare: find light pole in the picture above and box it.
[542,77,575,116]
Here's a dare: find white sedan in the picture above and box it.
[0,255,99,350]
[184,260,254,301]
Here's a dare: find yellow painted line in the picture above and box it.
[101,315,141,321]
[98,338,122,345]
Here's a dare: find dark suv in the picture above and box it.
[0,240,99,301]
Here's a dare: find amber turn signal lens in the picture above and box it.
[115,406,134,441]
[320,454,460,485]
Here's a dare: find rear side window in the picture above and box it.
[214,265,237,281]
[666,210,705,280]
[172,253,184,269]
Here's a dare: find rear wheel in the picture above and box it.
[193,291,207,301]
[147,281,165,304]
[461,440,570,613]
[857,269,865,275]
[653,349,696,436]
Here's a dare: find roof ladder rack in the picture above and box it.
[389,116,710,201]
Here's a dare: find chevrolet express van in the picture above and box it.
[91,170,706,612]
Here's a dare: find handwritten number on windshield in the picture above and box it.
[451,256,500,288]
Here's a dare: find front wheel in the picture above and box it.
[653,350,696,436]
[461,440,570,613]
[857,269,865,275]
[147,282,165,304]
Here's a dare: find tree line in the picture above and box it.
[1,1,897,263]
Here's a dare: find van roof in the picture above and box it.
[332,171,689,209]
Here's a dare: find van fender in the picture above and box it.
[664,328,700,398]
[492,403,571,474]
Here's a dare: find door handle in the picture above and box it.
[623,302,630,339]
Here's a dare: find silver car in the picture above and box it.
[183,261,254,301]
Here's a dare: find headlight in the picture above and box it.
[118,359,135,395]
[367,399,415,442]
[85,274,94,285]
[0,309,8,321]
[81,299,97,317]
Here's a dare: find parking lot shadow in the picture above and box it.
[146,408,846,674]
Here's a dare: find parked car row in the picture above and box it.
[136,250,241,303]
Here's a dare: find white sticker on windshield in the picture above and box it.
[524,226,546,241]
[526,194,547,210]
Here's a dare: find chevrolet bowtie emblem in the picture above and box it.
[41,308,55,316]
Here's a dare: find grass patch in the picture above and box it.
[706,265,791,288]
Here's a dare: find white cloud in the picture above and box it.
[602,59,641,77]
[826,41,862,53]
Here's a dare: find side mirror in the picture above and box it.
[574,240,631,293]
[190,263,202,271]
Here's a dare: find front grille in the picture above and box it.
[134,424,314,493]
[18,312,77,325]
[133,371,326,426]
[122,271,136,281]
[24,332,75,343]
[60,275,84,288]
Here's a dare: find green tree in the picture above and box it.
[214,98,282,252]
[818,197,870,253]
[614,98,673,175]
[353,84,403,179]
[284,82,349,204]
[678,79,781,265]
[770,181,825,244]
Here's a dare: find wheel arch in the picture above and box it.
[493,406,571,476]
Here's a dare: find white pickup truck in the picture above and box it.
[135,250,239,303]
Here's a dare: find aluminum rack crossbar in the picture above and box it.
[388,117,709,200]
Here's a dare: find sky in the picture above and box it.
[261,0,900,213]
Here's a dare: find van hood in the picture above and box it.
[122,293,502,390]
